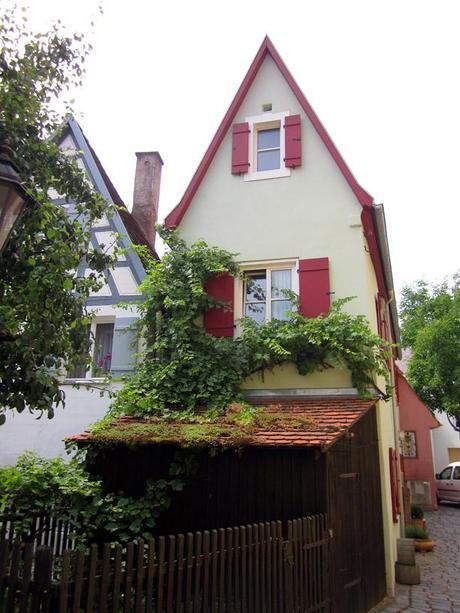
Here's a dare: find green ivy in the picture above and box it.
[111,227,391,420]
[0,451,197,546]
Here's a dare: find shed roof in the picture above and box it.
[70,396,377,452]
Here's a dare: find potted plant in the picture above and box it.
[405,524,435,552]
[410,504,425,529]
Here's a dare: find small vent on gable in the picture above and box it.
[262,103,272,112]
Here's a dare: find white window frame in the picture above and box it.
[234,259,299,332]
[244,111,291,182]
[65,316,115,381]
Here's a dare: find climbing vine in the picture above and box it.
[111,227,391,420]
[0,450,198,546]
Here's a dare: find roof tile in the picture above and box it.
[70,396,377,451]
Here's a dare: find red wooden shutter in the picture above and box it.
[389,448,400,522]
[231,123,250,174]
[298,258,330,318]
[284,114,302,168]
[204,273,234,337]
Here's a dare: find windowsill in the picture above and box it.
[244,167,291,182]
[62,377,111,385]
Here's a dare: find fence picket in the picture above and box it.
[240,527,247,613]
[58,549,71,613]
[99,543,112,613]
[31,545,53,613]
[225,528,233,613]
[0,513,330,613]
[135,538,146,613]
[218,528,225,613]
[233,527,240,613]
[157,536,166,613]
[112,544,123,613]
[145,539,156,613]
[202,531,210,613]
[175,535,184,613]
[18,542,34,613]
[5,541,22,613]
[166,535,176,613]
[210,530,218,613]
[194,531,203,613]
[253,524,260,613]
[184,533,194,613]
[72,548,85,613]
[0,539,9,593]
[86,543,98,613]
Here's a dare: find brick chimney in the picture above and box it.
[132,151,163,248]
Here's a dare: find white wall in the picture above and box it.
[0,384,120,465]
[431,411,460,472]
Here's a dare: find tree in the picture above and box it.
[399,274,460,421]
[0,5,114,422]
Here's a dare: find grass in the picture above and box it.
[85,402,322,449]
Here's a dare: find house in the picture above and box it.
[165,35,403,601]
[0,118,162,464]
[74,37,403,610]
[396,366,440,510]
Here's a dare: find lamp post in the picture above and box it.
[0,128,32,254]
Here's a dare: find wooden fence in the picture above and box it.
[0,514,330,613]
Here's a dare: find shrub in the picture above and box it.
[411,504,424,520]
[0,451,194,545]
[405,524,428,539]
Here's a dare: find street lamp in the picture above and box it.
[0,131,31,254]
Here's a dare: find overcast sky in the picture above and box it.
[25,0,459,296]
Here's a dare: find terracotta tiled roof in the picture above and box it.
[70,396,377,452]
[248,397,376,449]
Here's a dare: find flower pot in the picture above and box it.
[414,538,435,552]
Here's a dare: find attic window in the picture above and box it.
[244,111,291,182]
[256,127,280,171]
[262,103,272,112]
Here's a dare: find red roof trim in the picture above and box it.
[165,35,373,229]
[361,207,387,297]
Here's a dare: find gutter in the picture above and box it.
[372,203,401,357]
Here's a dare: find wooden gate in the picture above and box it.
[327,406,386,612]
[0,514,330,612]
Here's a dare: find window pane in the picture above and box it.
[439,467,452,480]
[93,323,114,375]
[453,467,460,480]
[245,303,266,325]
[257,149,280,171]
[246,273,266,302]
[257,128,280,150]
[271,269,291,298]
[272,300,292,320]
[67,324,90,378]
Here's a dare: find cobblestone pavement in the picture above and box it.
[379,503,460,612]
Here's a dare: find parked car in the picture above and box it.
[435,462,460,503]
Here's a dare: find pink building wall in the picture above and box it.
[397,368,440,510]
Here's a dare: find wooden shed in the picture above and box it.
[73,396,386,612]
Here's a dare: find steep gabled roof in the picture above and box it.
[165,35,373,230]
[75,122,159,259]
[64,118,158,261]
[164,37,398,341]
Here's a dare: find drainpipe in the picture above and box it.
[372,203,406,536]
